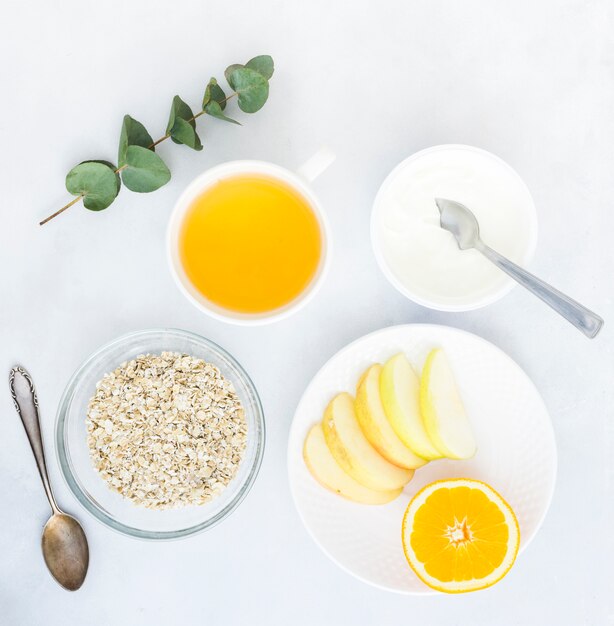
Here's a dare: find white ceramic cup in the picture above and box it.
[167,150,335,325]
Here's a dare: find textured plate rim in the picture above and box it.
[287,323,557,594]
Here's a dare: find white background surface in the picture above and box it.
[1,1,612,624]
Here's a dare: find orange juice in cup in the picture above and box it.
[168,155,333,324]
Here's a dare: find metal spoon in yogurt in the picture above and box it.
[435,198,603,338]
[9,366,89,590]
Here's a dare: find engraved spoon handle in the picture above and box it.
[9,367,60,514]
[476,242,604,338]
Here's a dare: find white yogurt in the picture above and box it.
[372,145,537,310]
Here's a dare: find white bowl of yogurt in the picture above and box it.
[371,144,538,311]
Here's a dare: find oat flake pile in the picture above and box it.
[86,352,247,510]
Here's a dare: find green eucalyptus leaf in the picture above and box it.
[166,95,202,149]
[204,101,241,125]
[228,67,269,113]
[90,160,121,195]
[65,160,120,211]
[202,77,227,110]
[224,63,243,89]
[245,55,274,80]
[170,117,203,150]
[118,115,154,166]
[121,145,171,192]
[166,95,195,133]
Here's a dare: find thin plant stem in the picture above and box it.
[39,195,84,226]
[149,135,169,148]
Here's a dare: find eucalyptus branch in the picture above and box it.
[40,60,271,226]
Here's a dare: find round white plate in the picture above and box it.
[288,324,557,594]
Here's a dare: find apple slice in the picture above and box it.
[420,348,477,459]
[303,424,402,504]
[380,353,442,460]
[322,392,414,491]
[355,363,427,469]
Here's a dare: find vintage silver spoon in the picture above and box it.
[435,198,603,338]
[9,366,89,590]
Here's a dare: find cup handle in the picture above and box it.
[296,147,336,183]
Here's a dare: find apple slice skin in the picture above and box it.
[322,392,414,491]
[355,363,427,469]
[380,353,443,461]
[303,424,402,504]
[420,349,477,460]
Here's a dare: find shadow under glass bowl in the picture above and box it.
[55,328,265,540]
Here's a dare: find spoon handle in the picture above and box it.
[9,367,60,514]
[477,243,603,338]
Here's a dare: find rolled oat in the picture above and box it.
[86,352,247,509]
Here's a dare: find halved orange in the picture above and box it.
[402,478,520,593]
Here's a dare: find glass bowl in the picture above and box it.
[55,328,265,540]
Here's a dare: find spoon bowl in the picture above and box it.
[42,513,89,591]
[435,197,481,250]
